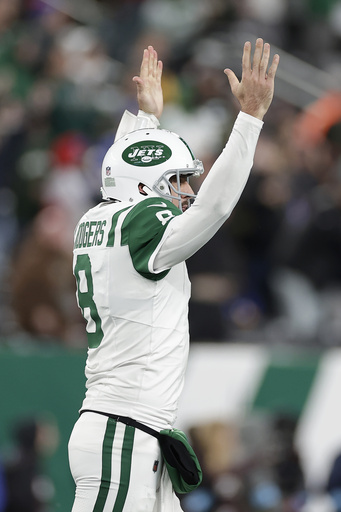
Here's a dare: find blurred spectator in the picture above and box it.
[0,457,7,512]
[180,415,306,512]
[10,204,86,346]
[271,415,306,511]
[3,415,58,512]
[326,450,341,512]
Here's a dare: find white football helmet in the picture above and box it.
[101,128,204,208]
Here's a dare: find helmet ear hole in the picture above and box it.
[138,183,148,196]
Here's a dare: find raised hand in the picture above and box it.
[224,38,279,120]
[132,45,163,120]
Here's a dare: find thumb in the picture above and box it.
[132,76,143,88]
[224,69,239,93]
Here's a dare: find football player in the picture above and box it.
[68,41,279,512]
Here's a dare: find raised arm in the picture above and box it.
[225,38,279,120]
[132,45,164,119]
[114,46,163,141]
[153,39,279,271]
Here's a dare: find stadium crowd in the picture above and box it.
[1,1,341,509]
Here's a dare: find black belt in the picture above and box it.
[80,409,160,439]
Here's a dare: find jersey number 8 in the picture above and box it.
[74,253,104,348]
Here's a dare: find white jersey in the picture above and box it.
[73,197,189,430]
[73,110,264,431]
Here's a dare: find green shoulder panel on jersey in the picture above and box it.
[107,205,134,247]
[121,197,182,281]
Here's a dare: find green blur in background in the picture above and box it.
[0,346,86,511]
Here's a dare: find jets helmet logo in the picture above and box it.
[122,140,172,167]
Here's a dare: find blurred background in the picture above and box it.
[1,0,341,510]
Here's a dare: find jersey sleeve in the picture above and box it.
[154,112,263,271]
[114,110,160,142]
[121,197,182,280]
